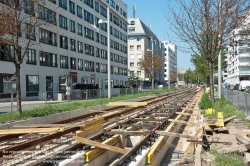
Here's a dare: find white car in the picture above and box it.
[239,80,250,91]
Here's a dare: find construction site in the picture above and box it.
[0,87,249,166]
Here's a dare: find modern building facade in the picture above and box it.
[127,18,165,88]
[0,0,129,100]
[162,41,177,85]
[225,15,250,85]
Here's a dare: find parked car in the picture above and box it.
[239,80,250,91]
[234,83,240,90]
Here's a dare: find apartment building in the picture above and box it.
[225,15,250,85]
[127,18,165,88]
[0,0,128,100]
[162,41,177,85]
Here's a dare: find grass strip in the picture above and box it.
[0,88,180,124]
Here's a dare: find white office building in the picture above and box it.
[0,0,128,100]
[127,18,165,89]
[225,14,250,85]
[162,41,177,85]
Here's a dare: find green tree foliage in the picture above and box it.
[199,92,212,110]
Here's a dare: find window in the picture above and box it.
[78,41,83,53]
[84,27,94,40]
[70,39,76,51]
[101,49,107,59]
[26,49,36,65]
[95,2,99,12]
[77,6,82,18]
[130,21,135,25]
[129,37,134,41]
[110,52,113,61]
[59,0,67,10]
[100,6,107,18]
[60,36,68,49]
[129,54,134,58]
[85,60,95,71]
[69,1,75,14]
[78,59,83,70]
[116,4,119,11]
[101,35,107,45]
[137,37,141,41]
[123,11,127,18]
[39,28,57,46]
[77,23,83,36]
[69,20,75,33]
[100,23,107,31]
[26,75,39,97]
[110,0,115,8]
[113,16,119,26]
[110,39,113,48]
[70,57,76,69]
[123,34,127,43]
[101,64,107,73]
[130,62,134,67]
[95,17,99,27]
[120,20,122,28]
[38,5,56,25]
[26,24,36,40]
[59,15,67,30]
[110,26,113,35]
[24,0,34,15]
[120,8,122,15]
[130,71,134,76]
[137,45,141,51]
[137,71,141,76]
[96,62,100,72]
[114,28,119,38]
[96,32,100,42]
[60,55,68,68]
[130,45,134,51]
[122,23,127,32]
[129,28,135,34]
[124,57,127,64]
[85,44,94,56]
[110,13,113,21]
[84,0,93,8]
[137,54,142,58]
[96,47,100,57]
[137,62,140,67]
[40,51,57,67]
[84,10,94,24]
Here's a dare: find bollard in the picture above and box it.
[11,92,13,112]
[86,90,88,101]
[238,90,240,109]
[45,91,47,105]
[245,93,248,116]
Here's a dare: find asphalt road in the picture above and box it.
[222,88,250,116]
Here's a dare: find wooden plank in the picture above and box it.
[75,136,127,154]
[0,128,63,134]
[106,102,147,107]
[179,128,202,163]
[14,123,86,128]
[175,112,196,116]
[155,131,193,139]
[168,119,199,125]
[223,115,237,123]
[203,123,213,132]
[236,135,250,145]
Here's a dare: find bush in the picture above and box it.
[199,92,212,110]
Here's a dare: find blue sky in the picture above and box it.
[123,0,194,71]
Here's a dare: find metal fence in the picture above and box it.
[0,87,178,113]
[222,88,250,117]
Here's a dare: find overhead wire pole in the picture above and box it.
[151,37,154,90]
[168,52,170,89]
[218,0,222,98]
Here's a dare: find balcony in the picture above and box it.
[40,61,58,67]
[85,68,95,72]
[238,62,250,66]
[238,53,250,58]
[26,60,37,65]
[101,69,107,73]
[239,71,250,75]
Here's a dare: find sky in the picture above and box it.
[123,0,194,71]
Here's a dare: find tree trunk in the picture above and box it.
[15,64,22,115]
[208,60,215,104]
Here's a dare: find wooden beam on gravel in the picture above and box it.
[223,115,237,123]
[75,136,127,154]
[168,119,200,125]
[155,131,193,139]
[0,128,64,134]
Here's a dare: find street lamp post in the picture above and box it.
[98,7,111,99]
[151,37,154,90]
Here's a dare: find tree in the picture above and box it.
[139,50,164,89]
[167,0,249,104]
[0,0,55,114]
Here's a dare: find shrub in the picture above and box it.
[199,92,212,110]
